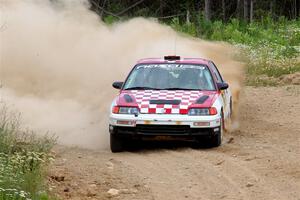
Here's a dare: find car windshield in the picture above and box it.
[123,64,216,90]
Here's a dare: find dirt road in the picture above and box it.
[49,86,300,200]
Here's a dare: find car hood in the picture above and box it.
[116,90,218,114]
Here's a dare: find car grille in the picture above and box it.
[136,125,190,135]
[116,125,212,136]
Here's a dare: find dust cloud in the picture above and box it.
[0,0,244,149]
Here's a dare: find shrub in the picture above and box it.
[167,16,300,85]
[0,102,56,200]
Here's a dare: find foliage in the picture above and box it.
[0,103,56,200]
[90,0,300,21]
[92,0,299,86]
[169,15,300,86]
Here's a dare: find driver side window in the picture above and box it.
[209,62,223,83]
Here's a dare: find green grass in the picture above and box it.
[103,14,300,86]
[0,103,57,200]
[169,16,300,86]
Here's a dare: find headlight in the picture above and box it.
[112,106,139,115]
[188,107,217,116]
[119,107,139,114]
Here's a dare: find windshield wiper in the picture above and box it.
[162,87,201,91]
[124,86,159,90]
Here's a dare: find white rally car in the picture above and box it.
[109,56,232,152]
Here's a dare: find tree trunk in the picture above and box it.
[270,0,273,18]
[186,10,190,24]
[159,0,164,17]
[250,0,254,23]
[237,0,242,19]
[243,0,249,22]
[205,0,211,21]
[222,0,226,21]
[100,0,108,18]
[294,0,297,19]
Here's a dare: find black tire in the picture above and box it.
[210,113,224,147]
[192,136,208,149]
[110,133,124,153]
[210,128,222,147]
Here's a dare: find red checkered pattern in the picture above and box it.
[129,90,203,114]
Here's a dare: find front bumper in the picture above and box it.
[109,113,221,136]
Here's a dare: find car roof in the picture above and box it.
[136,57,211,65]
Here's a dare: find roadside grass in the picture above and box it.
[104,15,299,86]
[0,102,57,200]
[104,15,300,86]
[169,16,300,86]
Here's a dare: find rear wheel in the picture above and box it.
[110,133,124,153]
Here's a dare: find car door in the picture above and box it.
[209,62,231,118]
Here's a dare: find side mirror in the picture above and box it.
[112,81,123,89]
[217,82,229,90]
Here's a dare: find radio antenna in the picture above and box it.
[174,33,177,55]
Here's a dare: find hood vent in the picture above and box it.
[124,94,133,103]
[149,99,181,105]
[196,95,209,104]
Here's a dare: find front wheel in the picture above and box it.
[110,133,124,153]
[209,114,224,147]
